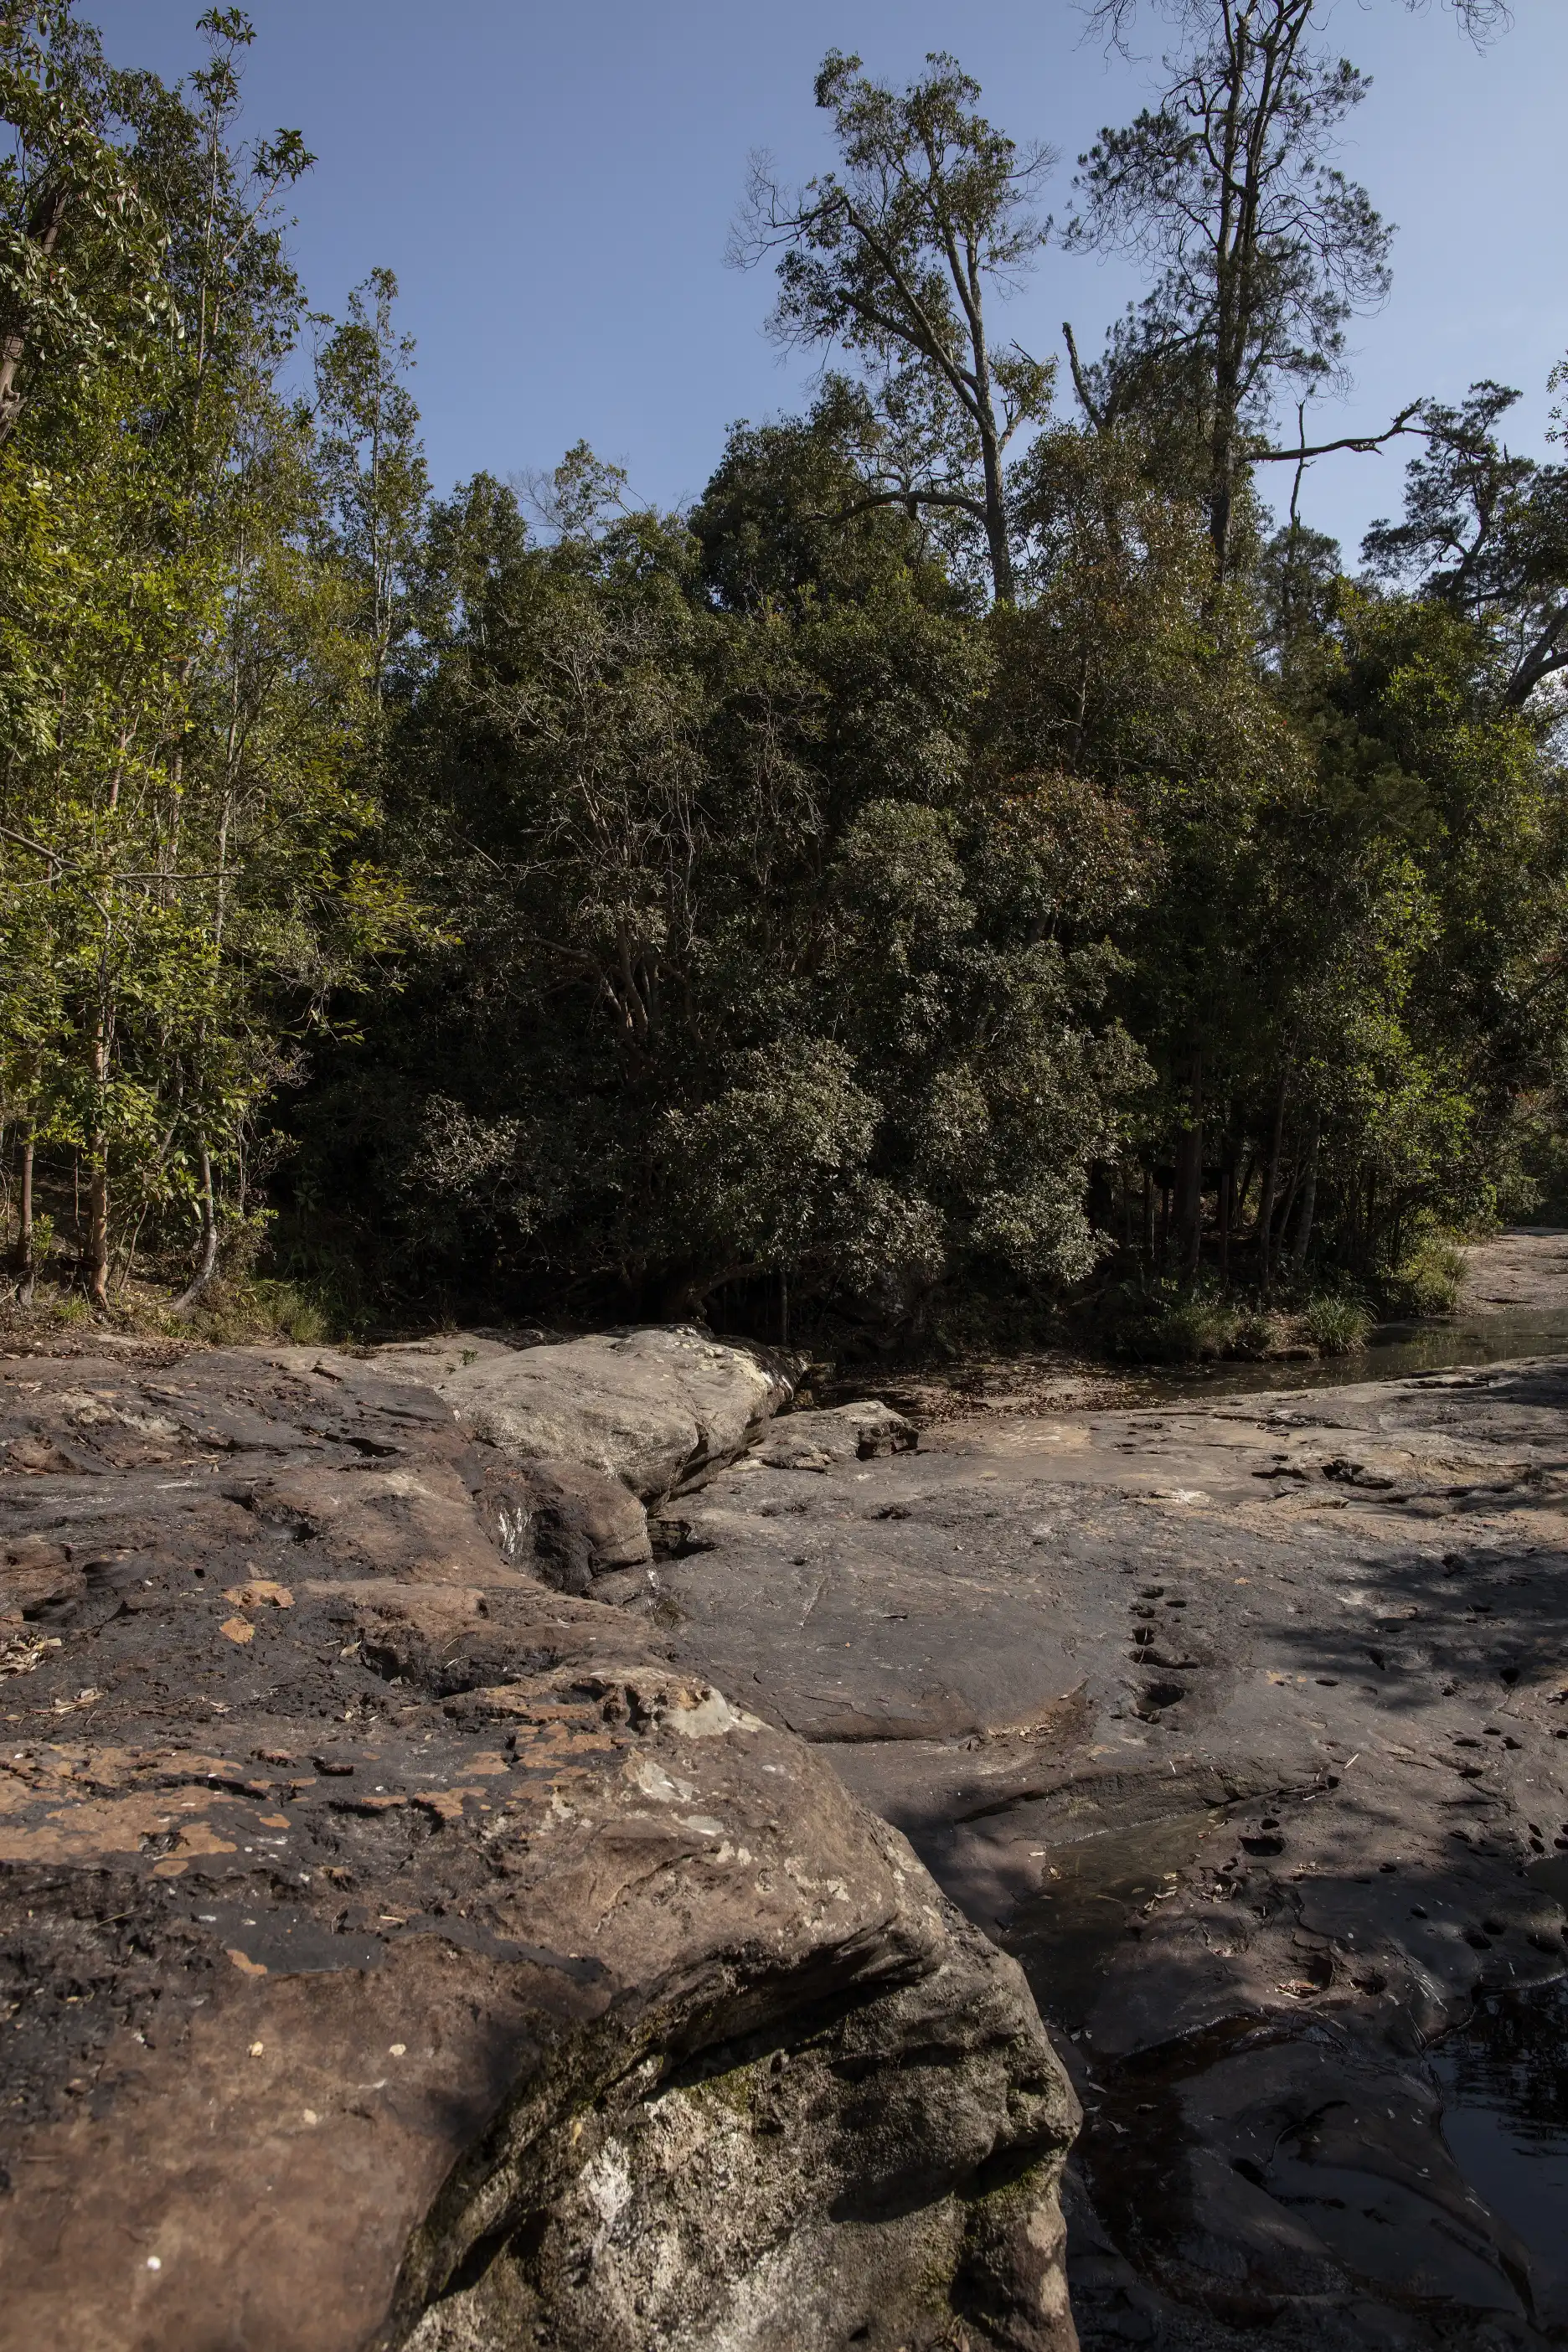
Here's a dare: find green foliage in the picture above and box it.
[1385,1234,1467,1319]
[1299,1289,1372,1354]
[0,4,408,1308]
[1108,1277,1240,1362]
[300,414,1142,1329]
[1,13,1563,1364]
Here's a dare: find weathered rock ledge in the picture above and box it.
[632,1350,1568,2348]
[0,1343,1078,2352]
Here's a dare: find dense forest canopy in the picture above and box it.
[0,0,1564,1356]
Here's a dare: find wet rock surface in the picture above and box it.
[0,1344,1079,2352]
[634,1358,1568,2349]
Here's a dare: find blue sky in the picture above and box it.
[111,1,1566,562]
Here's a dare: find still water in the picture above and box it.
[1433,1964,1568,2336]
[1123,1304,1568,1407]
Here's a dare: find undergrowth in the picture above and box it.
[1104,1275,1374,1364]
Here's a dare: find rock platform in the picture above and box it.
[637,1357,1568,2349]
[11,1297,1568,2351]
[0,1340,1078,2352]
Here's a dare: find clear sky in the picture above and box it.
[109,0,1566,563]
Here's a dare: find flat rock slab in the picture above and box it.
[1462,1227,1568,1313]
[0,1345,1078,2352]
[633,1357,1568,2350]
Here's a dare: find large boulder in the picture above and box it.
[0,1344,1079,2352]
[373,1327,793,1502]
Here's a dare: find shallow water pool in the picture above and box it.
[1432,1970,1568,2334]
[1123,1305,1568,1407]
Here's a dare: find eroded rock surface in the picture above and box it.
[1462,1226,1568,1313]
[629,1358,1568,2349]
[374,1327,794,1500]
[0,1345,1078,2352]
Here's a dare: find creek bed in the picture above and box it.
[1122,1304,1568,1408]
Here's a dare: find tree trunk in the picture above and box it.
[1271,1163,1302,1274]
[1173,1057,1204,1278]
[982,475,1015,604]
[1142,1170,1155,1270]
[13,1134,34,1302]
[1257,1068,1288,1292]
[84,1157,109,1312]
[172,1145,220,1315]
[1219,1164,1233,1290]
[0,184,67,449]
[84,1024,109,1313]
[1291,1119,1321,1270]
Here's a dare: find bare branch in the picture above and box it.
[1256,403,1425,463]
[1061,321,1107,431]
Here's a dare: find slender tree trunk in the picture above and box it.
[1220,1164,1233,1290]
[84,1021,109,1313]
[1142,1170,1155,1271]
[779,1266,790,1351]
[85,1161,109,1311]
[1257,1067,1288,1292]
[173,1145,220,1314]
[980,446,1014,604]
[1269,1168,1297,1269]
[13,1133,34,1302]
[1291,1118,1321,1270]
[1173,1055,1204,1278]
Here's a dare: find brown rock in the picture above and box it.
[753,1398,918,1470]
[0,1345,1078,2352]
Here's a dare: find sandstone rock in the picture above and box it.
[370,1327,793,1502]
[643,1352,1568,2349]
[492,1455,654,1595]
[0,1344,1079,2352]
[753,1398,917,1471]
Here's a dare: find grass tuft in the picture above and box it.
[1299,1290,1372,1355]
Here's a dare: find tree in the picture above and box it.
[1085,0,1512,50]
[733,50,1054,605]
[0,3,173,451]
[0,6,401,1313]
[1067,0,1402,582]
[1362,379,1568,708]
[313,267,429,706]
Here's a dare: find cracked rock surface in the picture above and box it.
[632,1357,1568,2350]
[0,1344,1078,2352]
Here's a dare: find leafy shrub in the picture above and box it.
[1107,1278,1237,1361]
[1231,1307,1284,1357]
[1385,1234,1466,1318]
